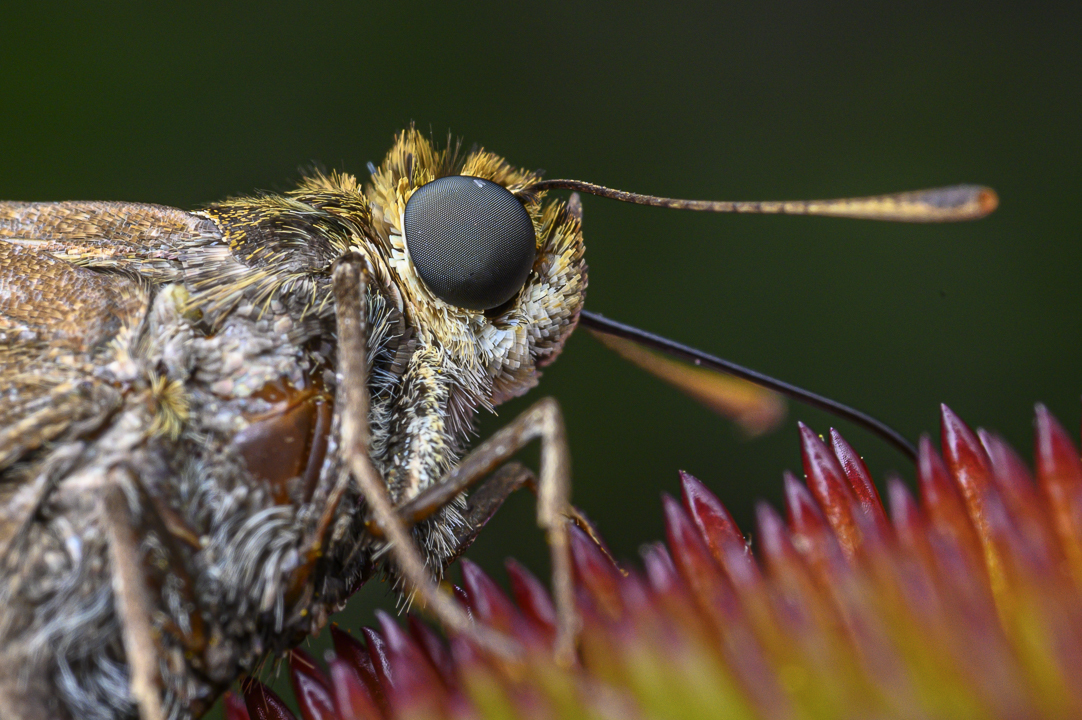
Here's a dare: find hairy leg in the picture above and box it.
[102,477,164,720]
[331,252,519,658]
[393,398,580,663]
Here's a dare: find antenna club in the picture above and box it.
[978,187,999,217]
[528,179,998,223]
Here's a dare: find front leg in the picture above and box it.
[101,475,164,720]
[393,397,579,663]
[331,253,518,658]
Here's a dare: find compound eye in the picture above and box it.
[403,175,536,311]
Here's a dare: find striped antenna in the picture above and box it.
[527,180,998,222]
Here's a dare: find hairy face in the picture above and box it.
[360,129,588,407]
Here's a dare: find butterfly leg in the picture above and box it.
[101,475,165,720]
[443,463,605,575]
[435,462,537,568]
[331,252,520,659]
[392,396,580,664]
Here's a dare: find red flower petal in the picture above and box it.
[570,523,624,619]
[641,542,683,597]
[679,471,761,590]
[331,625,387,716]
[1035,404,1082,587]
[327,656,382,720]
[504,559,557,638]
[887,477,924,547]
[289,649,336,720]
[783,470,844,575]
[939,405,1017,605]
[377,611,448,715]
[223,691,251,720]
[830,428,891,536]
[409,616,457,689]
[361,627,394,694]
[461,559,520,634]
[940,403,993,501]
[799,422,861,558]
[917,434,986,571]
[241,677,297,720]
[662,494,732,615]
[679,471,743,557]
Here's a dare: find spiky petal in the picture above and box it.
[236,405,1082,720]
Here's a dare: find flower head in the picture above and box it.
[227,404,1082,720]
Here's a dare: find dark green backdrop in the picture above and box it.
[1,2,1078,715]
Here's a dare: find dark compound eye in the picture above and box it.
[403,175,536,311]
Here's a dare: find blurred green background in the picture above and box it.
[1,2,1078,715]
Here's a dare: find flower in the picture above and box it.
[225,404,1082,720]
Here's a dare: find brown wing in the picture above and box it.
[0,201,215,556]
[0,200,218,463]
[0,242,145,559]
[0,240,151,467]
[0,199,219,280]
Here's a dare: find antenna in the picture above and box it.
[527,180,998,222]
[538,176,998,459]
